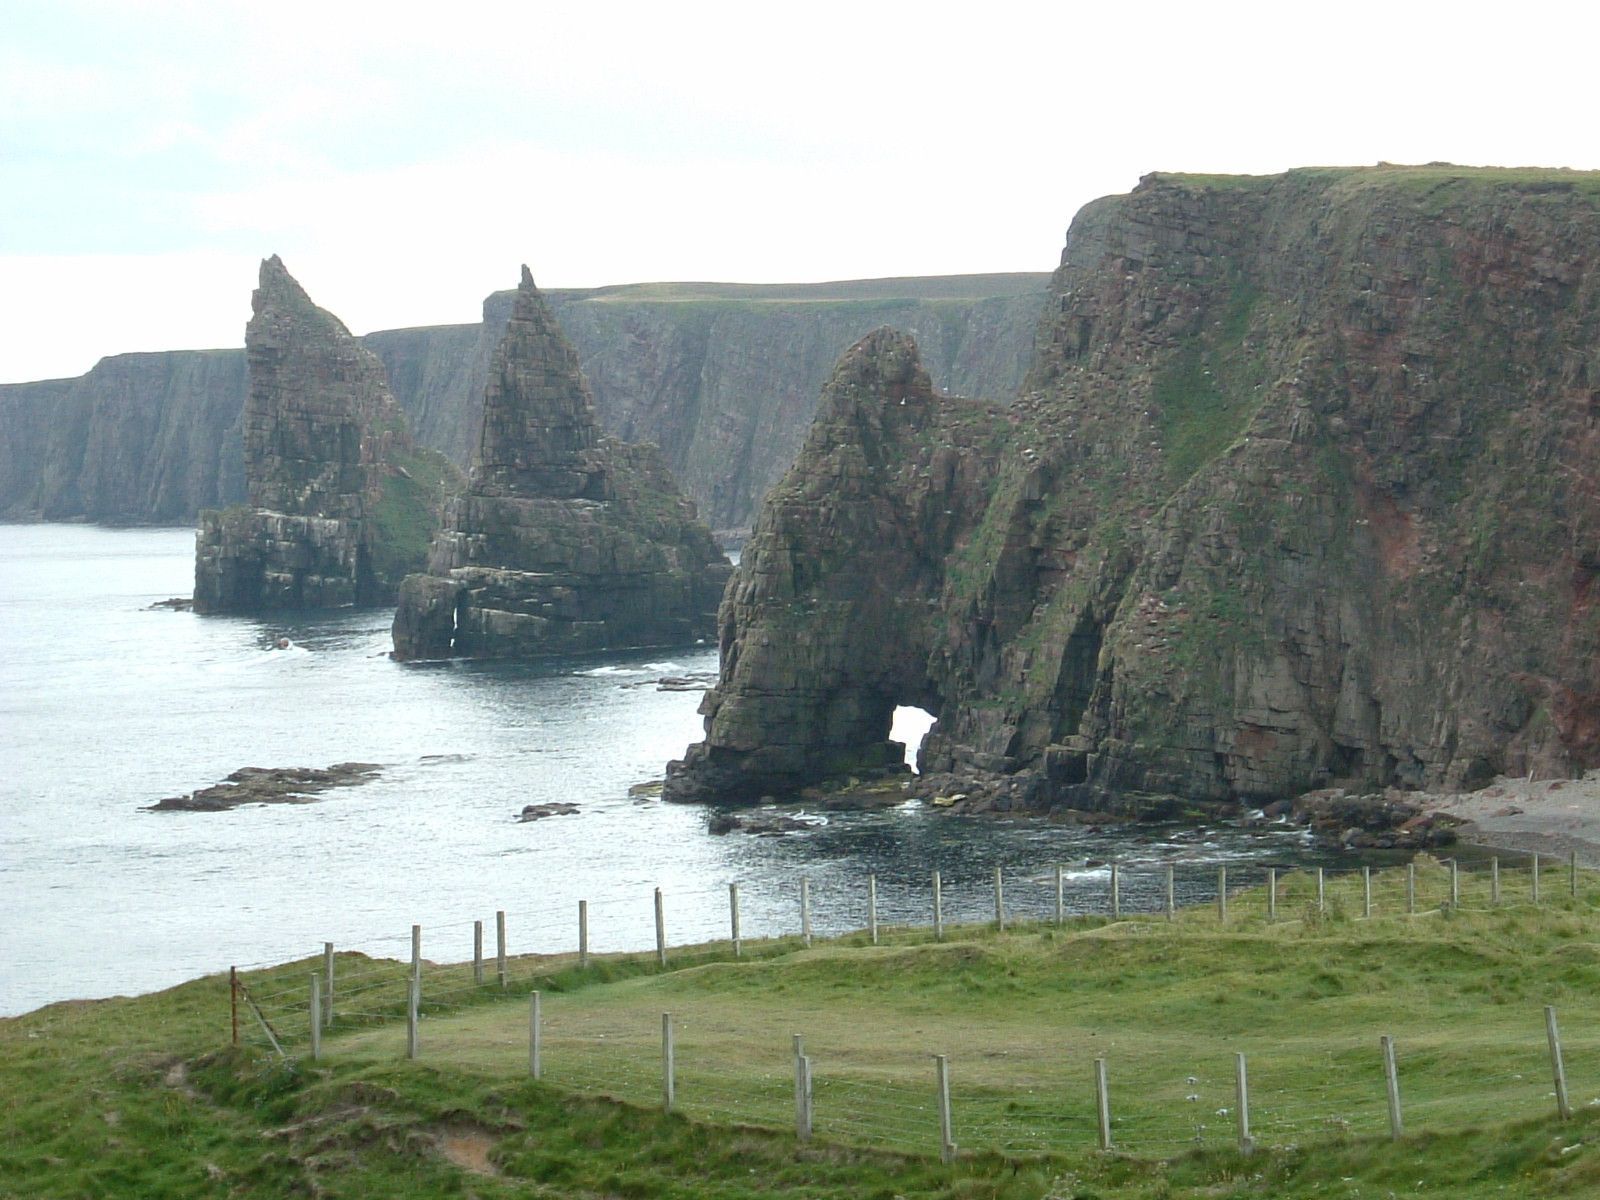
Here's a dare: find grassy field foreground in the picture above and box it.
[7,870,1600,1198]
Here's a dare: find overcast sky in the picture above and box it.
[4,0,1597,384]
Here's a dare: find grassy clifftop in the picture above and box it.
[8,864,1600,1197]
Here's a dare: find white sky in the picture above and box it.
[3,0,1597,384]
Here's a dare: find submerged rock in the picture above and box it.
[391,267,730,660]
[193,257,460,612]
[667,166,1600,815]
[147,762,381,811]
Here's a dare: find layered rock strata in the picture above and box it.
[193,257,459,612]
[390,268,730,660]
[667,165,1600,813]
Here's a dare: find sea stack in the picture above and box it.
[390,267,730,660]
[666,165,1600,813]
[193,257,460,612]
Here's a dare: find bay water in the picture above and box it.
[0,524,1335,1018]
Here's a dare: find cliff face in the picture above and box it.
[666,166,1600,812]
[194,257,458,612]
[1,277,1046,536]
[390,268,731,660]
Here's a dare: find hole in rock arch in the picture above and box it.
[890,706,936,774]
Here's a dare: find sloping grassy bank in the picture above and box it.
[7,871,1600,1198]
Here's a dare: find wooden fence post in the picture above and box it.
[1381,1035,1402,1140]
[1165,862,1175,922]
[496,910,508,987]
[1406,863,1416,914]
[1450,859,1460,910]
[729,882,742,957]
[1217,866,1228,924]
[323,942,334,1030]
[1267,868,1277,922]
[1546,1006,1572,1120]
[868,874,879,945]
[1110,862,1120,919]
[1363,867,1372,919]
[661,1012,675,1113]
[1492,857,1501,904]
[933,870,944,942]
[801,876,813,947]
[994,866,1006,931]
[1533,853,1542,906]
[794,1035,812,1143]
[1571,852,1579,900]
[578,900,589,969]
[230,966,239,1047]
[407,924,421,1060]
[1316,867,1325,916]
[1056,864,1066,925]
[473,920,484,984]
[529,991,542,1080]
[935,1054,956,1164]
[1234,1051,1253,1155]
[308,979,321,1062]
[655,888,667,967]
[1094,1056,1113,1151]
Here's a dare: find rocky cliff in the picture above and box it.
[1,276,1046,536]
[194,257,459,612]
[666,165,1600,813]
[390,268,731,660]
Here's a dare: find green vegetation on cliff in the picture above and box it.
[9,866,1600,1198]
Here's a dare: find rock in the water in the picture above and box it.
[391,267,731,660]
[147,762,381,811]
[667,166,1600,814]
[518,802,580,821]
[193,257,460,612]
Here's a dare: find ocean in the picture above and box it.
[0,523,1335,1017]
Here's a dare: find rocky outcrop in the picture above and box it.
[390,268,731,660]
[193,257,459,612]
[1,276,1046,535]
[667,165,1600,813]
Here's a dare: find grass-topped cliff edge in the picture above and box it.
[7,864,1600,1198]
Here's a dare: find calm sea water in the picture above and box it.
[0,525,1337,1018]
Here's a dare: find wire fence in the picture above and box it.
[229,850,1600,1160]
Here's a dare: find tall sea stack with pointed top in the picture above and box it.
[193,256,460,612]
[390,267,730,659]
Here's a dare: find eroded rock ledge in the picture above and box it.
[147,763,381,811]
[667,166,1600,815]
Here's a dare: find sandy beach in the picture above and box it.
[1421,771,1600,866]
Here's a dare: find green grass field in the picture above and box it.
[7,863,1600,1198]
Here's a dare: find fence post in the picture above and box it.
[309,974,322,1062]
[1234,1051,1253,1155]
[1316,867,1325,916]
[1571,851,1579,900]
[1380,1035,1402,1140]
[935,1054,956,1164]
[1533,853,1542,906]
[1406,863,1416,914]
[1546,1006,1572,1120]
[1217,866,1228,924]
[994,866,1006,931]
[933,870,944,942]
[729,883,742,957]
[1450,859,1460,910]
[496,910,508,988]
[1165,862,1175,922]
[578,900,589,969]
[230,966,239,1047]
[529,991,542,1080]
[655,888,667,967]
[662,1012,675,1113]
[473,920,484,984]
[801,876,813,948]
[1109,862,1120,919]
[1363,867,1372,919]
[1267,868,1277,922]
[868,873,879,945]
[1492,857,1501,904]
[794,1035,812,1143]
[407,924,421,1061]
[1094,1056,1113,1151]
[323,942,334,1030]
[1056,864,1066,925]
